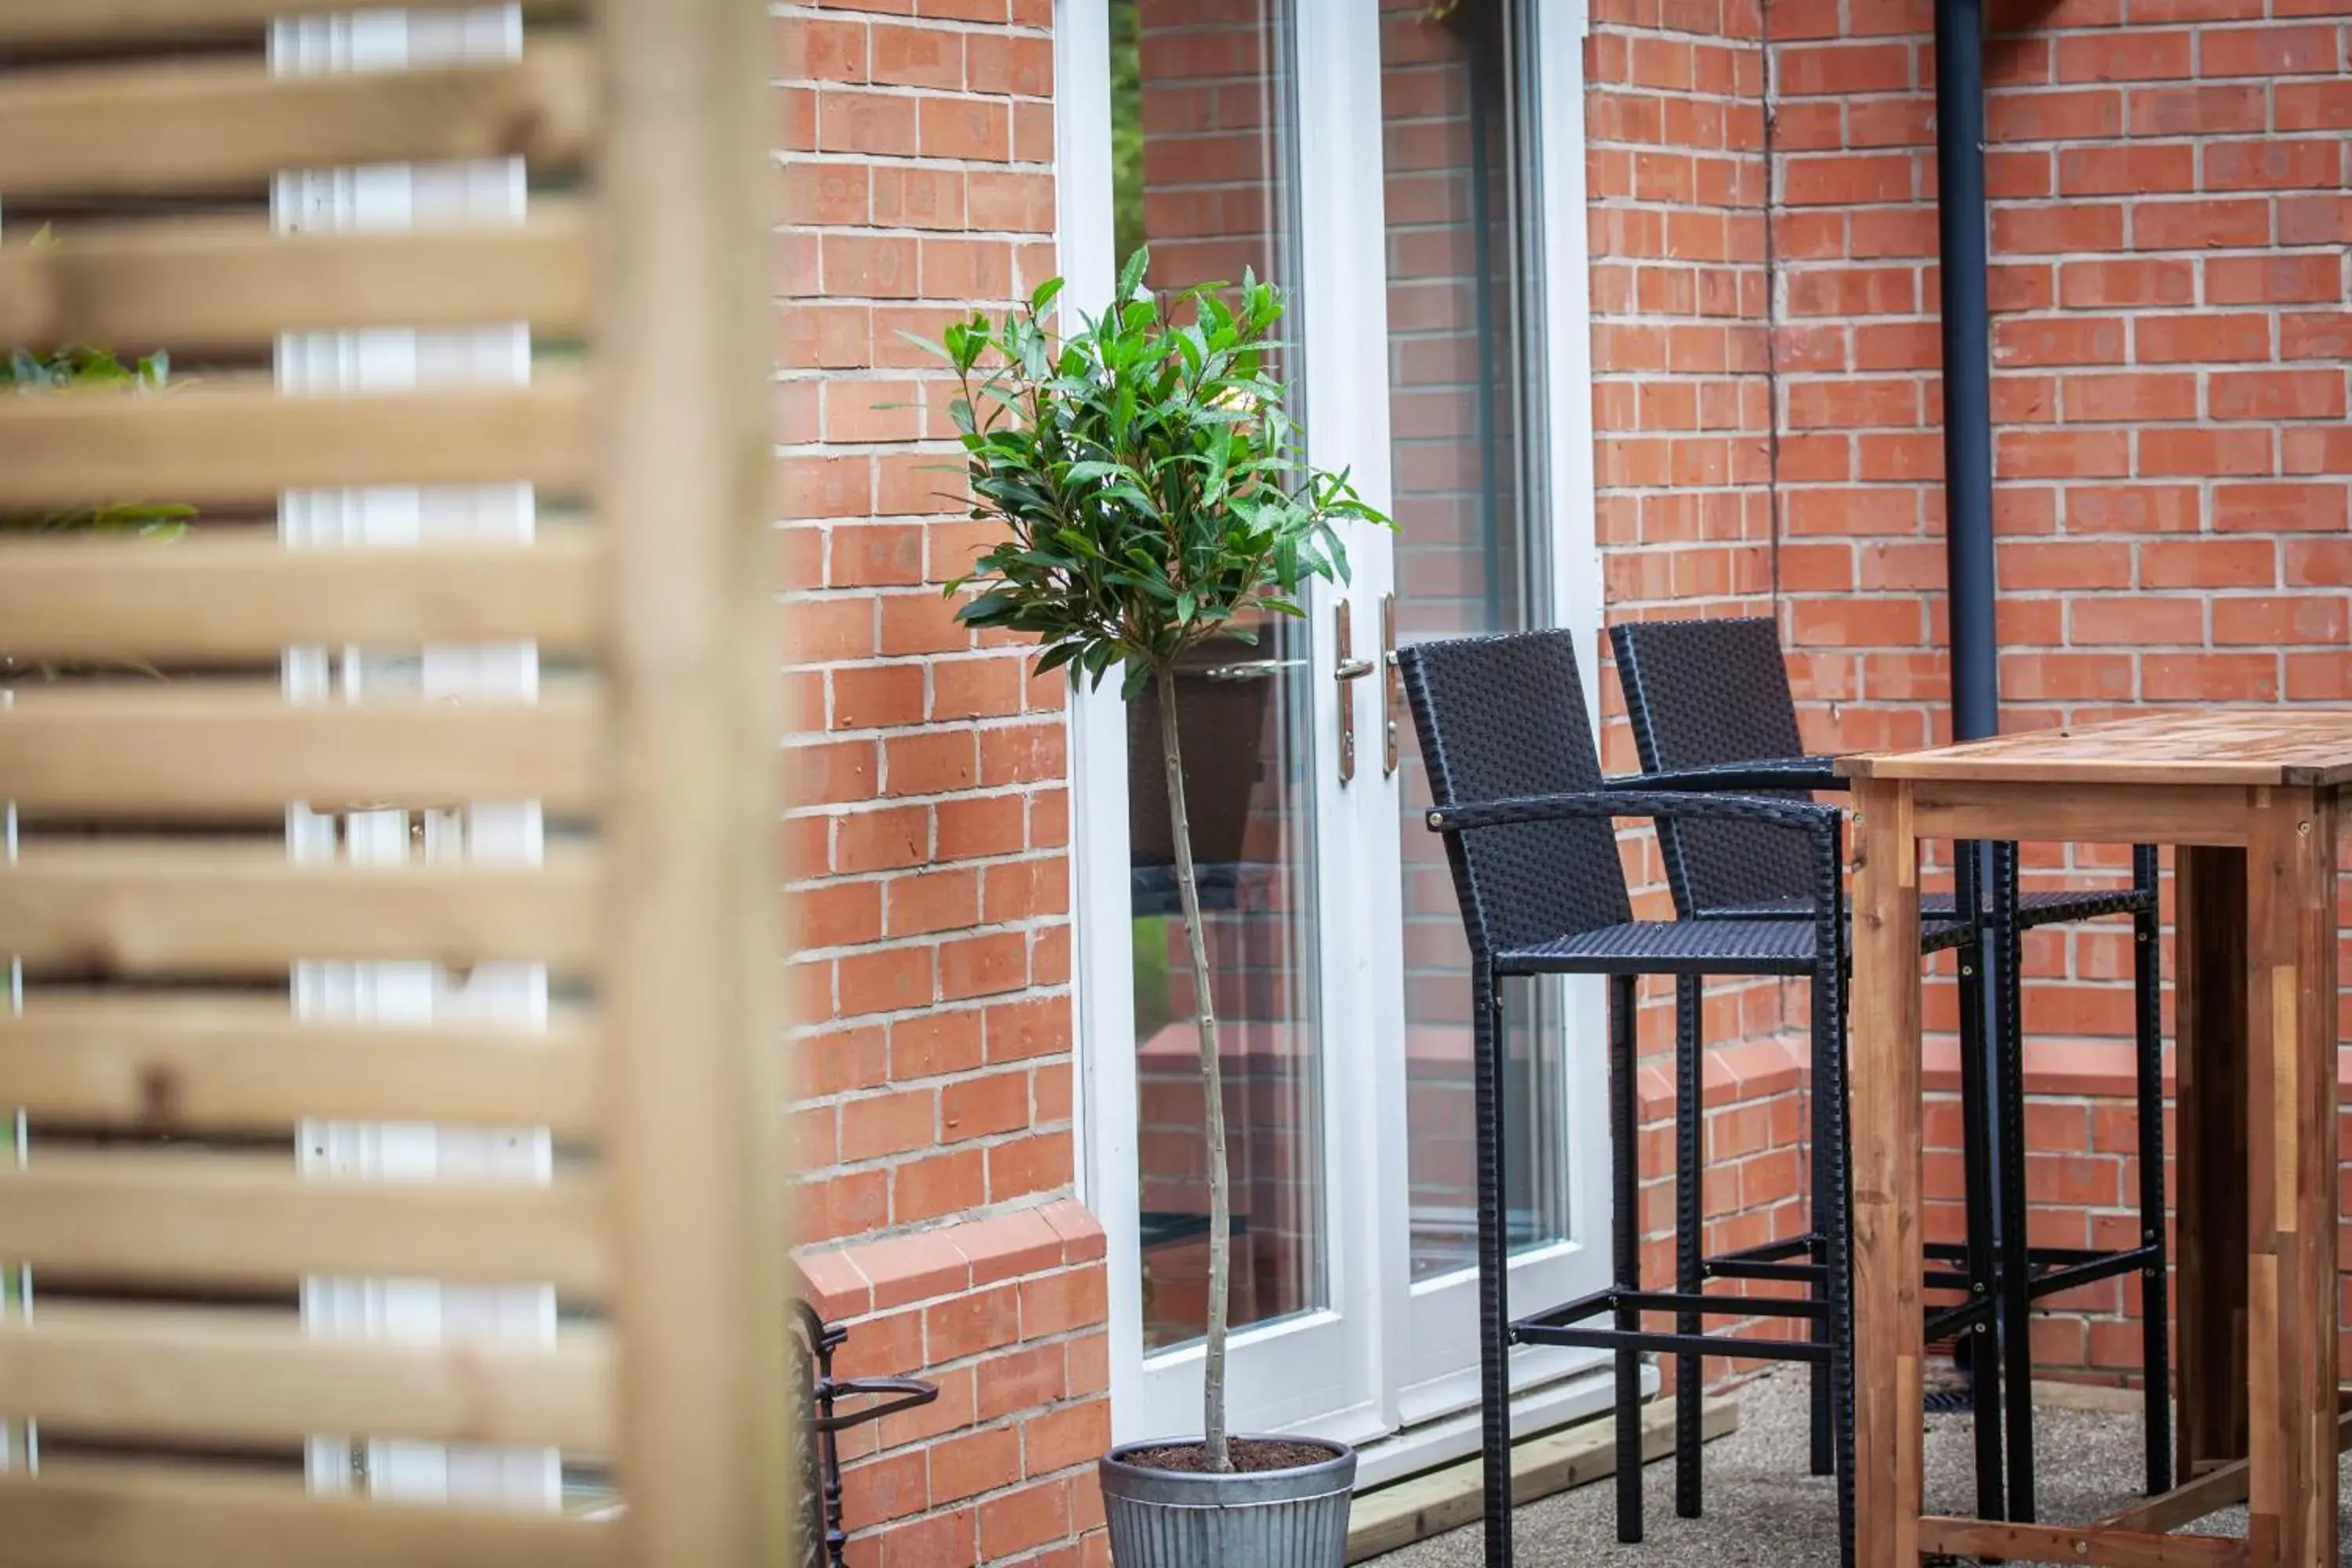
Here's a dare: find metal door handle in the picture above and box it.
[1202,659,1301,683]
[1334,657,1376,681]
[1381,593,1399,778]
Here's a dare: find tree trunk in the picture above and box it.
[1157,663,1232,1472]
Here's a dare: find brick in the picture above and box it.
[2137,427,2275,476]
[2055,29,2191,81]
[2208,370,2346,421]
[894,1147,987,1223]
[979,1478,1072,1561]
[1775,42,1912,96]
[2129,198,2269,250]
[2063,372,2198,423]
[2213,595,2348,644]
[920,96,1014,161]
[2057,259,2194,309]
[965,33,1053,96]
[942,1069,1030,1140]
[2276,80,2352,132]
[2060,143,2194,196]
[931,1425,1022,1503]
[869,22,964,88]
[2143,652,2279,701]
[1996,430,2132,478]
[2127,82,2265,136]
[1993,315,2126,368]
[2065,484,2202,533]
[2208,254,2343,307]
[818,89,920,155]
[2140,539,2277,588]
[1023,1399,1112,1476]
[885,731,978,796]
[2202,140,2345,193]
[2199,23,2340,76]
[1994,202,2126,254]
[1784,378,1921,428]
[838,946,934,1017]
[2134,313,2270,363]
[2214,482,2351,532]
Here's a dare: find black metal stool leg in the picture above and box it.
[1475,967,1515,1567]
[1808,967,1835,1479]
[1991,840,2038,1521]
[1610,973,1644,1544]
[1674,974,1703,1519]
[1811,877,1857,1568]
[2131,843,2173,1497]
[1954,844,2007,1523]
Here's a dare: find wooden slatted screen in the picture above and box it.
[0,0,786,1563]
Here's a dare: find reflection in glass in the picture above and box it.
[1113,0,1325,1352]
[1378,0,1569,1281]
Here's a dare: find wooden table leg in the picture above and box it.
[1850,778,1924,1564]
[2176,843,2251,1479]
[2244,790,2340,1568]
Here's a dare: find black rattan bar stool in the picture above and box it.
[1400,629,1979,1568]
[1609,615,2171,1522]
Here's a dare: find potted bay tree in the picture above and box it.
[927,249,1384,1566]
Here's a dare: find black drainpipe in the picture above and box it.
[1934,0,2024,1518]
[1935,0,1998,742]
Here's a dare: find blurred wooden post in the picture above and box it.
[597,0,792,1562]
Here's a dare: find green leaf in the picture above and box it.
[1116,245,1150,302]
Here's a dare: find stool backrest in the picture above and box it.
[1399,629,1633,957]
[1609,616,1813,917]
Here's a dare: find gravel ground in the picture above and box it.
[1374,1367,2350,1565]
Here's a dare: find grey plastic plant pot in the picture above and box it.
[1099,1436,1357,1568]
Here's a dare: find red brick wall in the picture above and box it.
[1766,0,2352,1380]
[1592,0,2352,1394]
[777,2,1110,1562]
[1584,0,1822,1387]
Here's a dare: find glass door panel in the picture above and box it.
[1379,0,1569,1286]
[1116,0,1329,1354]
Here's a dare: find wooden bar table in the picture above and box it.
[1842,711,2351,1568]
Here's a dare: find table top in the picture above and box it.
[1836,708,2352,787]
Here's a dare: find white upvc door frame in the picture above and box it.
[1060,0,1612,1462]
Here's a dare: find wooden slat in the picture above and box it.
[1841,709,2352,788]
[1918,1516,2246,1566]
[0,1467,616,1568]
[0,0,582,50]
[0,374,592,511]
[2242,789,2339,1566]
[0,1304,612,1453]
[0,210,593,354]
[0,688,603,818]
[1911,779,2251,850]
[0,998,601,1137]
[0,1150,610,1296]
[0,42,592,200]
[2098,1411,2352,1535]
[0,535,600,662]
[0,845,600,976]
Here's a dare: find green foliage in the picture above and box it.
[922,249,1388,700]
[1,345,196,538]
